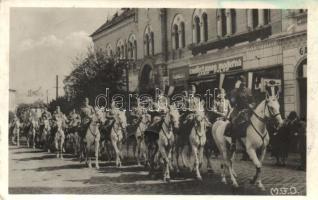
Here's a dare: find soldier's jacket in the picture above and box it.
[69,113,81,127]
[80,105,95,125]
[185,95,201,112]
[41,111,52,120]
[230,87,254,110]
[213,98,231,118]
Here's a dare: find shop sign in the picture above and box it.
[169,67,189,86]
[190,57,243,77]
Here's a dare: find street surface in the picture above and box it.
[9,144,306,195]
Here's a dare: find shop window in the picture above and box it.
[180,22,186,48]
[202,12,208,41]
[194,16,201,43]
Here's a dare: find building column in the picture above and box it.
[247,9,253,29]
[258,9,264,26]
[226,9,232,35]
[192,24,197,43]
[217,15,222,37]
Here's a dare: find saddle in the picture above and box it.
[224,109,251,138]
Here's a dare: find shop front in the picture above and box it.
[169,66,189,94]
[189,56,244,97]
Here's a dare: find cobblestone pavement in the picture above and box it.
[9,145,306,195]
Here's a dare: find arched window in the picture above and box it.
[264,9,270,25]
[106,44,112,57]
[180,22,185,48]
[116,39,124,59]
[173,24,179,49]
[150,32,154,56]
[194,16,201,43]
[144,25,153,56]
[172,14,186,49]
[134,40,137,60]
[128,34,137,60]
[231,9,236,34]
[202,12,208,42]
[145,34,150,56]
[252,9,259,28]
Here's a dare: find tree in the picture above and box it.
[64,48,127,109]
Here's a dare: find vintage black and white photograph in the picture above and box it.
[7,6,307,195]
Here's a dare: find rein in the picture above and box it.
[161,114,174,146]
[250,101,281,145]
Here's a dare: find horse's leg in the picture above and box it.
[32,131,36,149]
[246,147,264,190]
[17,130,20,147]
[192,145,202,180]
[158,141,170,182]
[55,136,59,158]
[60,135,65,160]
[111,139,120,168]
[255,146,267,190]
[228,150,238,187]
[95,139,100,169]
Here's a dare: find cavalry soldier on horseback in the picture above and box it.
[80,97,95,136]
[68,109,81,134]
[41,107,52,121]
[213,88,232,120]
[182,84,201,123]
[229,75,255,151]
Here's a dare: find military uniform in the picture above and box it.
[213,97,231,120]
[80,104,95,137]
[229,80,255,151]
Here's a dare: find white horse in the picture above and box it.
[135,109,152,166]
[54,117,67,159]
[40,118,51,151]
[212,94,283,190]
[180,105,211,180]
[84,109,104,169]
[110,109,128,168]
[157,104,180,182]
[27,118,38,149]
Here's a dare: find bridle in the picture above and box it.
[250,99,281,144]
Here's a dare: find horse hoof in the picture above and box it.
[221,178,227,184]
[196,176,203,181]
[96,165,100,170]
[232,182,239,188]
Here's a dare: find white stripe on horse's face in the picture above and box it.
[266,97,283,126]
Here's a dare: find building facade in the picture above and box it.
[91,8,307,118]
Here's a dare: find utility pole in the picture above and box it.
[55,75,59,99]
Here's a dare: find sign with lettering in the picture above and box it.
[169,66,189,86]
[190,57,243,77]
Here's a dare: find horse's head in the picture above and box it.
[141,111,151,124]
[265,96,283,128]
[115,109,128,130]
[194,102,210,131]
[168,104,180,129]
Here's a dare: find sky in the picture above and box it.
[9,7,116,104]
